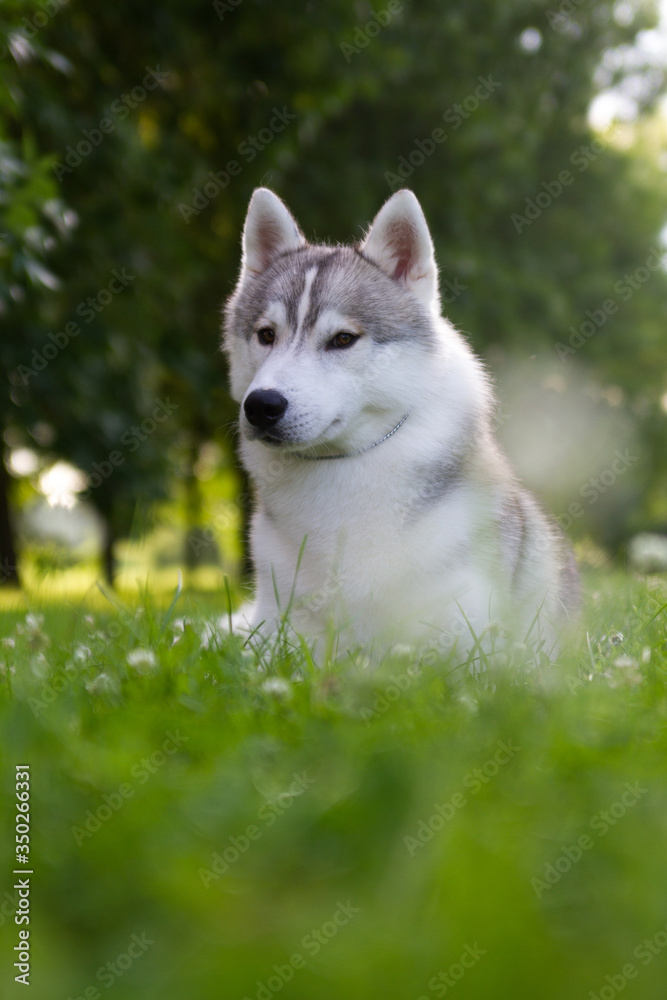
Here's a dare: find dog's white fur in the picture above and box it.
[223,188,578,661]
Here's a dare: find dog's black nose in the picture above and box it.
[244,389,289,430]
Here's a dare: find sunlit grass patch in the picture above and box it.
[0,569,666,1000]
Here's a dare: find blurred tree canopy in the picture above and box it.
[1,0,666,583]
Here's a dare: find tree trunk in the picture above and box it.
[238,463,254,582]
[101,523,116,586]
[184,443,202,575]
[0,451,20,586]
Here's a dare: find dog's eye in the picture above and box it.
[257,327,275,346]
[328,332,359,350]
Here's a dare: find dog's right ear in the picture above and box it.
[241,188,306,277]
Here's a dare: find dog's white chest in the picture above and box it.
[250,458,490,647]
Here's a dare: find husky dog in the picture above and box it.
[222,188,579,662]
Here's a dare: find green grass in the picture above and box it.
[1,570,666,1000]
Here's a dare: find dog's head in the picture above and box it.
[223,188,444,452]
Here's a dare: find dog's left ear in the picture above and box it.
[361,190,439,311]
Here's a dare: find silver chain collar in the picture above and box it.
[294,413,410,461]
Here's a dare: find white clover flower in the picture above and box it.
[350,653,371,671]
[85,672,118,696]
[390,643,416,659]
[260,677,292,698]
[1,637,15,649]
[18,613,49,650]
[30,652,50,678]
[614,655,638,669]
[628,532,667,574]
[606,656,642,688]
[458,694,479,715]
[72,644,92,664]
[127,647,158,673]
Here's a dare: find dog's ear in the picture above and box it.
[241,188,305,277]
[361,190,440,311]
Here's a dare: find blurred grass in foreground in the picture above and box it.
[0,569,666,1000]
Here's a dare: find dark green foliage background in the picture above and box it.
[1,0,666,577]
